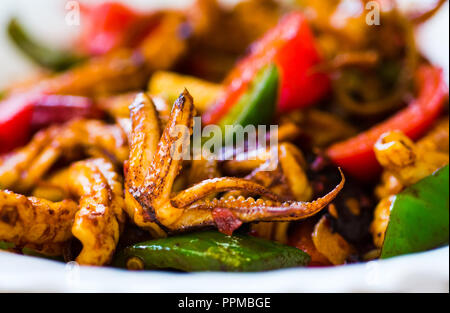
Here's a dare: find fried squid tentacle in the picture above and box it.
[183,168,343,218]
[125,93,166,237]
[170,177,282,208]
[125,89,345,235]
[131,90,195,227]
[218,169,343,222]
[162,168,343,233]
[247,143,311,244]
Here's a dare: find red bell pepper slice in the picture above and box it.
[0,93,102,154]
[0,94,33,153]
[288,220,331,267]
[203,11,330,125]
[78,2,160,56]
[326,65,448,181]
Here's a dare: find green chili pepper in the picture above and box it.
[114,231,310,272]
[381,165,449,259]
[219,64,279,145]
[7,18,86,71]
[0,241,15,250]
[0,241,63,261]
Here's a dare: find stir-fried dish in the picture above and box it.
[0,0,448,271]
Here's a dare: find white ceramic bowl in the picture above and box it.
[0,0,448,292]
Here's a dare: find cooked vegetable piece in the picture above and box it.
[312,216,354,265]
[0,94,33,153]
[21,247,64,261]
[148,71,222,113]
[0,99,105,156]
[0,92,103,154]
[7,18,85,71]
[327,65,448,181]
[288,220,331,266]
[79,2,140,55]
[78,2,161,55]
[0,241,63,261]
[203,11,329,124]
[0,241,14,250]
[114,230,310,272]
[381,165,449,259]
[219,64,279,143]
[30,95,103,131]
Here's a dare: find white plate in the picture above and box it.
[0,0,448,293]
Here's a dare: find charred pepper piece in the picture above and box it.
[114,230,310,272]
[8,18,85,71]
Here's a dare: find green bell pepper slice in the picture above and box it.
[381,165,449,259]
[114,231,310,272]
[8,18,85,71]
[218,64,279,144]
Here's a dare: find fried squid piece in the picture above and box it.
[0,119,128,193]
[0,190,78,255]
[370,195,395,248]
[148,71,222,113]
[374,129,449,187]
[126,90,345,235]
[70,158,125,265]
[371,118,449,248]
[1,158,125,265]
[375,118,449,199]
[289,219,332,266]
